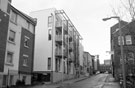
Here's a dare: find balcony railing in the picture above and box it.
[55,48,63,56]
[56,21,62,28]
[55,35,62,42]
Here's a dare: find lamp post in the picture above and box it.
[103,16,126,88]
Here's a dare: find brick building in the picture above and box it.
[111,20,135,81]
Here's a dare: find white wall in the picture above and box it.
[79,42,84,66]
[30,8,56,71]
[4,22,21,74]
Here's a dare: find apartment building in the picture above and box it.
[83,52,93,76]
[30,8,82,83]
[0,0,12,87]
[0,0,37,87]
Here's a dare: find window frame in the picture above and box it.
[8,30,16,43]
[23,54,28,66]
[48,29,52,40]
[118,36,124,45]
[48,16,52,27]
[125,35,132,45]
[48,57,51,70]
[10,11,17,24]
[6,51,14,65]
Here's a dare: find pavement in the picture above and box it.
[10,75,88,88]
[9,74,120,88]
[102,74,120,88]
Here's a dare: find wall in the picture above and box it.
[0,10,9,72]
[30,8,56,72]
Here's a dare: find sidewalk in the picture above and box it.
[9,75,89,88]
[102,74,120,88]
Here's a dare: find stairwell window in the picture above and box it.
[24,36,30,48]
[48,57,51,70]
[118,36,124,45]
[48,16,52,27]
[125,35,132,45]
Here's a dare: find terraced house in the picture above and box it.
[30,8,83,83]
[0,0,37,87]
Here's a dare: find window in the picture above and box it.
[125,35,132,45]
[23,55,28,66]
[48,58,51,70]
[24,36,30,48]
[118,36,124,45]
[6,52,13,64]
[10,11,17,24]
[127,52,134,64]
[48,16,52,27]
[48,29,52,40]
[27,21,30,30]
[9,30,15,42]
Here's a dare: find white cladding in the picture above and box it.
[30,8,56,71]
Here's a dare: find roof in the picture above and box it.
[10,5,37,26]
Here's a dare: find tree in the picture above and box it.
[111,0,135,21]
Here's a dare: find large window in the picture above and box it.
[6,52,13,64]
[48,57,51,70]
[125,35,132,45]
[118,36,124,45]
[9,30,15,42]
[10,11,17,24]
[48,16,52,27]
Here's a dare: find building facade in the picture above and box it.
[83,52,93,76]
[0,1,36,87]
[30,9,82,83]
[111,20,135,81]
[0,0,11,87]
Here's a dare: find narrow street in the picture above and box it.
[59,74,108,88]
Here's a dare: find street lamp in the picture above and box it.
[102,16,126,88]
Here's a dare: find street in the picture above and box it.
[61,74,108,88]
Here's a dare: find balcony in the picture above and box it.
[55,48,67,57]
[56,21,62,29]
[55,48,63,57]
[69,42,74,52]
[55,35,62,44]
[68,53,74,63]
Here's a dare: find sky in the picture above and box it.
[12,0,119,64]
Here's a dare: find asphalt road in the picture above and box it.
[61,74,108,88]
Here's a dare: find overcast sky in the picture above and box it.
[12,0,119,63]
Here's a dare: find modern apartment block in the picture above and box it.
[0,0,37,87]
[30,8,82,83]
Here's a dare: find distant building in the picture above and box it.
[104,59,111,66]
[94,55,100,72]
[83,52,93,76]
